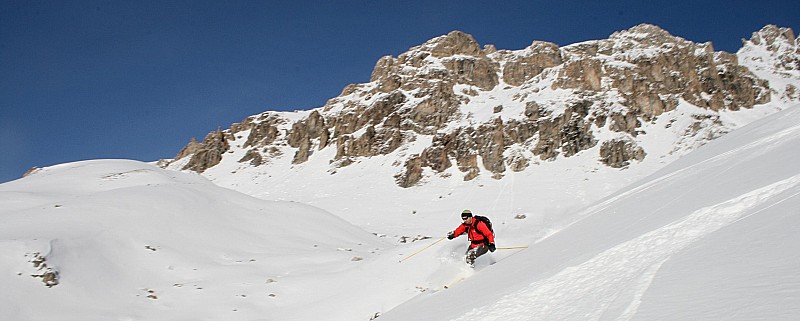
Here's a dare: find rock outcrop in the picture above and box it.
[179,129,231,173]
[26,252,59,287]
[164,24,799,187]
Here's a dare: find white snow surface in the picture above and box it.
[0,160,394,320]
[2,104,799,320]
[380,104,800,321]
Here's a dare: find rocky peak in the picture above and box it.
[165,24,799,188]
[557,23,773,115]
[602,23,699,59]
[746,25,796,48]
[418,30,483,58]
[741,25,799,74]
[738,25,799,102]
[609,23,682,45]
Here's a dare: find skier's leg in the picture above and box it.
[465,245,488,266]
[473,245,488,259]
[465,247,477,265]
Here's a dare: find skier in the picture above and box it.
[447,210,496,266]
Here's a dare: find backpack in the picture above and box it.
[473,215,494,236]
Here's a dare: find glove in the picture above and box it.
[488,243,496,252]
[447,231,455,240]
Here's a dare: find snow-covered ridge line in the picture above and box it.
[163,24,798,193]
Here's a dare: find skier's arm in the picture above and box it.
[448,224,467,239]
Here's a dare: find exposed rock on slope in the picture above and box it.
[165,24,799,187]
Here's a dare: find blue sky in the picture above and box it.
[1,0,797,183]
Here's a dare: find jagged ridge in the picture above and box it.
[163,24,799,187]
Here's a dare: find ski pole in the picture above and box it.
[399,237,446,263]
[496,246,528,250]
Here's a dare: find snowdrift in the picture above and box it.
[0,160,384,320]
[380,105,800,320]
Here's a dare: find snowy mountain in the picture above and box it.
[162,24,798,190]
[2,24,799,320]
[3,104,799,320]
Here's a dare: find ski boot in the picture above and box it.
[465,249,478,267]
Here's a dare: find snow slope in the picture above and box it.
[0,160,394,320]
[3,103,798,320]
[2,113,799,320]
[380,105,800,320]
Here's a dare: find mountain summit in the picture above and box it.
[162,24,799,187]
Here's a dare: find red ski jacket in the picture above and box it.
[452,219,495,248]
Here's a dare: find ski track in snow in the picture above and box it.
[453,173,800,321]
[579,122,800,221]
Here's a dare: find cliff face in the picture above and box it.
[164,24,799,187]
